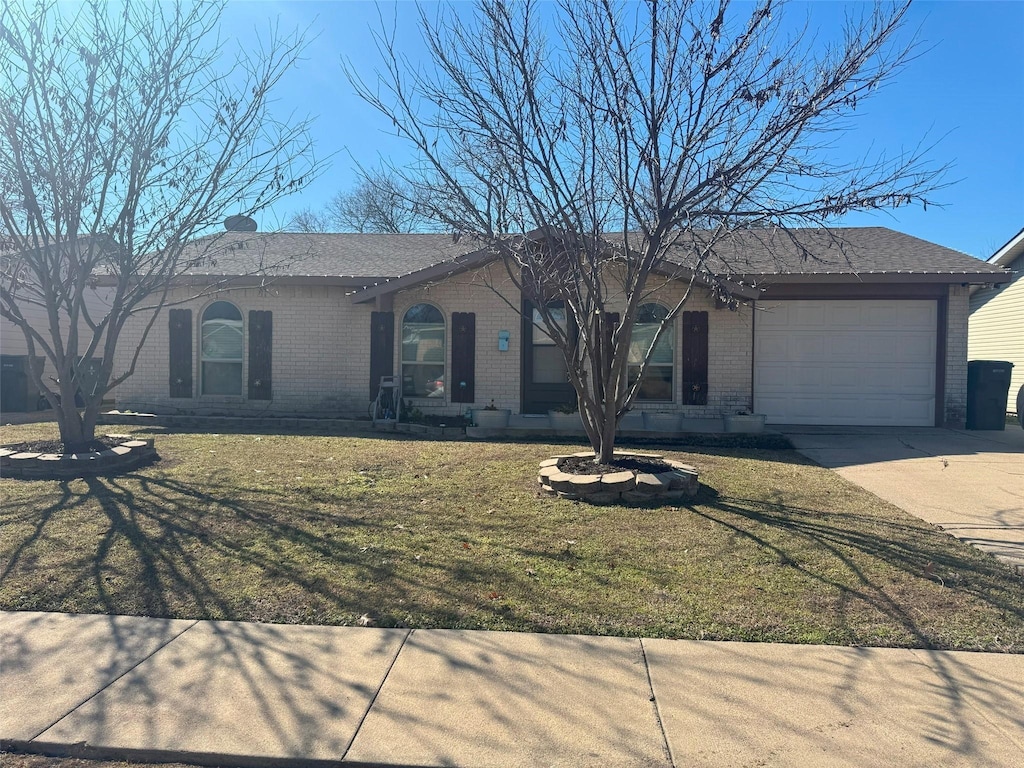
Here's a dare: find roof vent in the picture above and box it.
[224,215,257,232]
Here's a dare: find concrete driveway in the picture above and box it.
[784,426,1024,573]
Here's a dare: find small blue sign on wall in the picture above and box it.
[498,330,510,351]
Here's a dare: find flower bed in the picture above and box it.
[537,450,698,503]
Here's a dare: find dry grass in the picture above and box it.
[0,754,200,768]
[2,421,1023,651]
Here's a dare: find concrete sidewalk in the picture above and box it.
[2,611,1023,767]
[785,428,1024,573]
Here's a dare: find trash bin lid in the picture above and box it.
[968,360,1014,371]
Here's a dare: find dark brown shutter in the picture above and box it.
[168,309,192,398]
[248,310,272,400]
[681,311,708,405]
[369,311,395,400]
[451,312,476,403]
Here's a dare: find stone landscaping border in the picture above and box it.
[0,435,157,480]
[538,451,699,504]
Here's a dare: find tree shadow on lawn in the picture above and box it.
[2,466,1022,649]
[681,487,1024,648]
[0,471,547,631]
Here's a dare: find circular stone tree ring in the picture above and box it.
[537,451,698,504]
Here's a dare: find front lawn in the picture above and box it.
[2,422,1022,651]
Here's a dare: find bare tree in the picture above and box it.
[289,169,435,233]
[349,0,945,463]
[0,0,323,450]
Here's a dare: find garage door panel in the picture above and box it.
[756,333,789,357]
[787,333,826,359]
[828,335,864,359]
[825,365,888,389]
[863,305,898,327]
[830,305,864,326]
[895,366,935,391]
[754,300,937,427]
[899,397,936,423]
[888,332,935,361]
[791,303,827,326]
[899,303,936,327]
[753,364,792,389]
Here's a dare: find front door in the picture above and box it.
[521,300,576,414]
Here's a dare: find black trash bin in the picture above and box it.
[966,360,1014,430]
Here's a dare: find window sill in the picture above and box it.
[404,396,448,406]
[197,394,246,403]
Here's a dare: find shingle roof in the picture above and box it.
[174,226,1008,283]
[665,227,1008,278]
[178,232,477,280]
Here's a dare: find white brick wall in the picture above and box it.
[602,275,753,418]
[115,263,755,418]
[945,283,969,427]
[391,265,753,418]
[116,284,375,416]
[116,274,972,426]
[1,287,118,406]
[391,263,522,415]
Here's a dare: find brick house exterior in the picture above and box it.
[111,228,1009,427]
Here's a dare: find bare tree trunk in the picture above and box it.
[1,1,322,451]
[345,0,946,475]
[81,399,102,449]
[53,380,88,452]
[596,408,617,464]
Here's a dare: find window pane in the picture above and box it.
[402,363,445,398]
[628,324,673,365]
[532,307,566,345]
[533,345,567,383]
[402,324,445,363]
[628,304,673,401]
[638,303,668,323]
[203,301,242,322]
[402,304,445,398]
[202,361,242,395]
[404,303,443,325]
[628,365,673,401]
[202,319,243,360]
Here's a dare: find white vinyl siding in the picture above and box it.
[969,254,1024,412]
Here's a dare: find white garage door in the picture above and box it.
[754,300,937,426]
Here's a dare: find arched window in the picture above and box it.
[402,303,445,398]
[201,301,243,395]
[627,303,673,401]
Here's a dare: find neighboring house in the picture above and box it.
[111,227,1011,428]
[0,287,115,413]
[968,228,1023,414]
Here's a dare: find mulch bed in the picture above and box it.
[3,436,120,455]
[559,455,672,475]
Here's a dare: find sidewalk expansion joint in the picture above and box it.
[27,618,201,743]
[639,638,675,768]
[340,626,412,762]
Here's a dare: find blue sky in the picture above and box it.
[224,1,1022,259]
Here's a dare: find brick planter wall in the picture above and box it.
[538,451,699,504]
[0,435,157,480]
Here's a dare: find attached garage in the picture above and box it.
[754,299,938,426]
